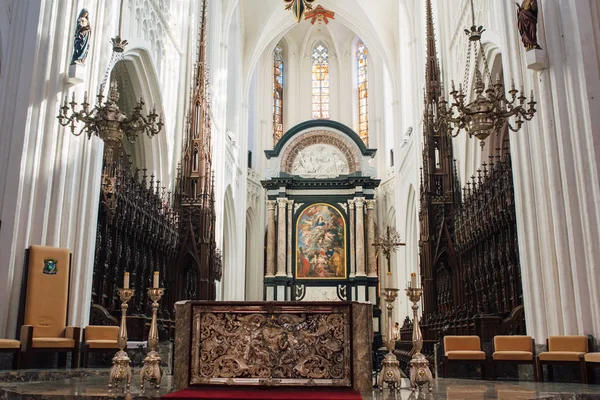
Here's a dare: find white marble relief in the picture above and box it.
[291,144,349,178]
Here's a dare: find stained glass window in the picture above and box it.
[357,39,368,145]
[273,42,284,144]
[312,42,330,120]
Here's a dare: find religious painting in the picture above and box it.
[296,203,346,279]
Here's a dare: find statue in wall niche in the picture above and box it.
[71,9,91,65]
[516,0,542,51]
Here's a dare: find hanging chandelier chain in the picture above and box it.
[432,0,537,146]
[100,50,124,96]
[463,40,472,94]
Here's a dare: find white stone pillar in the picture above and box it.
[266,200,276,277]
[348,200,356,278]
[276,198,287,277]
[491,0,600,342]
[366,199,377,277]
[355,197,366,277]
[287,199,294,277]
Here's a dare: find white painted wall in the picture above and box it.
[0,0,193,337]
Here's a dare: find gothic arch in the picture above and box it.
[459,41,507,184]
[482,46,510,159]
[245,207,262,300]
[226,4,242,136]
[116,47,170,185]
[405,184,418,308]
[241,0,398,102]
[222,185,240,300]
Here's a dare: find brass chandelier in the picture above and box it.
[57,80,163,164]
[435,0,537,147]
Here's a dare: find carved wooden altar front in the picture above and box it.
[174,301,372,391]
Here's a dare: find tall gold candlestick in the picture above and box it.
[109,287,134,391]
[140,287,165,390]
[405,286,433,392]
[378,287,403,393]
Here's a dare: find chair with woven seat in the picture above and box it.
[537,335,590,383]
[82,326,119,367]
[443,335,487,379]
[585,353,600,384]
[17,246,80,369]
[491,335,537,381]
[0,339,20,369]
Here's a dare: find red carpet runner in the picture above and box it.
[162,387,363,400]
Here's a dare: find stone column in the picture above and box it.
[266,200,276,277]
[277,198,287,277]
[287,199,294,277]
[348,200,356,277]
[366,199,377,277]
[495,1,600,341]
[355,197,366,277]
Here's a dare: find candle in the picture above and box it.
[123,272,129,289]
[153,271,159,288]
[387,271,393,288]
[411,272,417,288]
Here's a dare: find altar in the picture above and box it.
[173,301,372,391]
[261,120,381,305]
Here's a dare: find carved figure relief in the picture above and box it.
[191,305,351,386]
[280,130,361,174]
[291,144,349,178]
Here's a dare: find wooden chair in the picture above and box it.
[443,335,487,379]
[17,246,80,369]
[82,326,119,367]
[491,335,537,381]
[0,339,20,369]
[537,335,590,383]
[585,353,600,384]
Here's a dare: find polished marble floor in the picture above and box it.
[1,370,599,400]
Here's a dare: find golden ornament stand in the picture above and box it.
[140,287,165,390]
[405,286,433,392]
[108,288,134,390]
[378,288,403,393]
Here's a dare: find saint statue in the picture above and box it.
[516,0,542,51]
[71,9,91,65]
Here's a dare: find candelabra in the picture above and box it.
[140,287,165,390]
[108,288,134,391]
[57,80,163,165]
[405,286,433,392]
[378,288,402,393]
[434,0,536,148]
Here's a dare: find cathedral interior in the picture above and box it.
[1,0,600,399]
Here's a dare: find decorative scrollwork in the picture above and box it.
[336,285,347,301]
[294,284,306,301]
[191,305,351,386]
